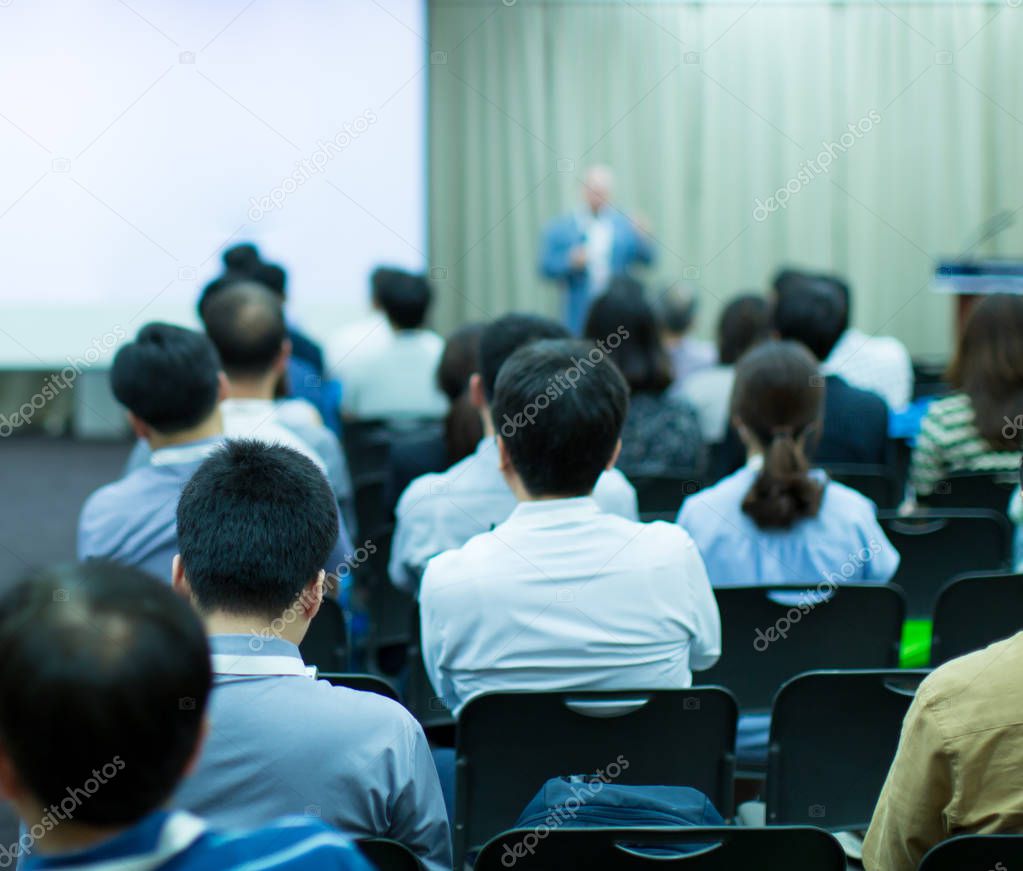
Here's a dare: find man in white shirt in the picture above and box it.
[419,338,720,716]
[336,268,447,420]
[390,314,638,593]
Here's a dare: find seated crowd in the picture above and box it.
[8,249,1022,870]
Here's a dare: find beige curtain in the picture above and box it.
[429,0,1023,356]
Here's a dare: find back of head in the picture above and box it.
[110,322,221,435]
[439,323,485,463]
[718,294,771,365]
[493,338,629,497]
[222,242,261,273]
[371,267,432,330]
[479,313,571,401]
[201,281,286,379]
[176,440,338,620]
[0,562,210,825]
[772,281,847,362]
[732,340,825,529]
[584,289,672,393]
[949,293,1023,450]
[657,283,699,335]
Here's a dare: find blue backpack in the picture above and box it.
[516,775,724,831]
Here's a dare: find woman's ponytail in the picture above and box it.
[741,429,823,529]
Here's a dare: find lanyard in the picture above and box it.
[210,654,317,679]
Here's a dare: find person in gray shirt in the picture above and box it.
[169,440,450,871]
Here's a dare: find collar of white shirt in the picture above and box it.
[504,495,603,528]
[208,634,316,678]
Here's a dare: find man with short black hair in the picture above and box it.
[390,313,638,592]
[419,339,719,715]
[338,268,447,419]
[0,561,371,870]
[774,282,889,465]
[170,441,450,871]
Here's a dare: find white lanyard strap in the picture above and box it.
[210,654,317,679]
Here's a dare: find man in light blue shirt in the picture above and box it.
[170,441,451,871]
[78,323,352,583]
[0,561,371,871]
[391,314,639,593]
[539,165,655,333]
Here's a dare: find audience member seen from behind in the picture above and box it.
[386,322,485,509]
[680,294,771,443]
[678,340,899,587]
[584,283,705,477]
[658,283,716,385]
[390,314,639,593]
[420,339,720,716]
[865,465,1023,871]
[78,323,226,582]
[912,293,1023,499]
[0,562,371,870]
[170,441,451,871]
[773,279,889,465]
[339,268,447,420]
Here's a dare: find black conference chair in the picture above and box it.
[453,688,738,869]
[822,463,899,508]
[357,838,424,870]
[930,572,1023,665]
[353,472,389,541]
[343,419,394,481]
[765,669,928,831]
[474,826,846,871]
[403,603,456,741]
[697,584,905,711]
[630,471,703,520]
[919,834,1023,871]
[298,596,348,673]
[879,508,1012,618]
[319,672,402,704]
[357,526,416,676]
[921,470,1018,514]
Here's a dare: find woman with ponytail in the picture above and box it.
[677,340,899,587]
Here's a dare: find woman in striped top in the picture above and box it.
[910,294,1023,497]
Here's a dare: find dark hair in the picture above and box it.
[201,282,286,379]
[222,242,261,273]
[732,341,825,529]
[718,294,771,365]
[947,294,1023,450]
[584,289,673,393]
[110,323,221,435]
[657,285,699,334]
[177,441,339,619]
[0,562,210,825]
[371,267,432,330]
[479,314,571,401]
[772,281,847,361]
[492,338,628,497]
[438,323,485,463]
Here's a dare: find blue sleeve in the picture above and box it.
[539,219,577,281]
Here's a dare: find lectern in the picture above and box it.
[933,260,1023,333]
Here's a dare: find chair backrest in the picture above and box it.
[923,470,1018,514]
[453,688,737,868]
[474,826,846,871]
[357,838,424,871]
[319,672,401,704]
[697,585,905,711]
[353,473,389,540]
[919,834,1023,871]
[931,572,1023,666]
[630,472,703,517]
[297,596,348,672]
[766,669,928,831]
[821,464,898,508]
[355,525,416,675]
[879,508,1012,618]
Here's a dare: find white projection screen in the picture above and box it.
[0,1,426,368]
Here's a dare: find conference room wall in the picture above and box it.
[428,0,1023,356]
